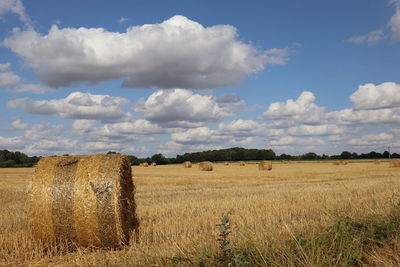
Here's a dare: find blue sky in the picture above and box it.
[0,0,399,157]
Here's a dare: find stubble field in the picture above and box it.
[0,161,399,266]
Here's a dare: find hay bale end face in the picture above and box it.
[258,161,272,171]
[183,161,192,168]
[29,154,139,248]
[390,159,400,167]
[199,161,213,171]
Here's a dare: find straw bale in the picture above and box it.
[239,161,245,166]
[151,162,157,167]
[142,162,149,167]
[390,159,400,167]
[199,161,213,171]
[333,160,348,165]
[224,161,229,166]
[29,154,139,248]
[258,160,272,171]
[183,161,192,168]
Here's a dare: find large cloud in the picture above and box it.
[171,127,228,144]
[350,82,400,110]
[7,92,128,121]
[288,124,347,136]
[4,15,289,89]
[261,91,325,124]
[133,89,232,126]
[348,133,393,147]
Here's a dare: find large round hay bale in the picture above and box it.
[258,160,272,171]
[151,162,157,167]
[390,159,400,167]
[199,161,213,171]
[239,161,245,166]
[183,161,192,168]
[142,162,149,167]
[29,154,139,248]
[224,161,229,166]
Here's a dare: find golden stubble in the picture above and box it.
[0,161,399,266]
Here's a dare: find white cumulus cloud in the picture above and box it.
[134,89,232,126]
[4,15,289,89]
[7,92,128,121]
[350,82,400,110]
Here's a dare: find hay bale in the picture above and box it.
[29,154,139,248]
[224,161,229,166]
[142,162,149,167]
[151,162,157,167]
[183,161,192,168]
[373,160,380,165]
[333,160,348,165]
[239,161,245,166]
[390,159,400,167]
[199,161,213,171]
[258,160,272,171]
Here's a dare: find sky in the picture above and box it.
[0,0,399,157]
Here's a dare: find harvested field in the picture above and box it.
[0,161,399,266]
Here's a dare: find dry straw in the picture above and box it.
[183,161,192,168]
[151,162,157,167]
[29,154,139,248]
[390,159,400,167]
[142,162,149,167]
[258,160,272,171]
[239,161,246,166]
[224,161,229,166]
[373,160,380,165]
[199,161,213,171]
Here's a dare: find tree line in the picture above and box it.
[0,150,40,167]
[0,148,398,167]
[123,147,400,166]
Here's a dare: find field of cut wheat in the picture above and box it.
[1,161,400,266]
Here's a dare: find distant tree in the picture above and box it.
[302,152,319,160]
[340,151,352,159]
[151,153,168,165]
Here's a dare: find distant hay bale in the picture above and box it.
[239,161,246,166]
[142,162,149,167]
[258,160,272,171]
[183,161,192,168]
[224,161,229,166]
[373,160,380,165]
[151,162,157,167]
[333,160,348,165]
[199,161,213,171]
[390,159,400,167]
[29,154,139,248]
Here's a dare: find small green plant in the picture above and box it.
[215,214,250,266]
